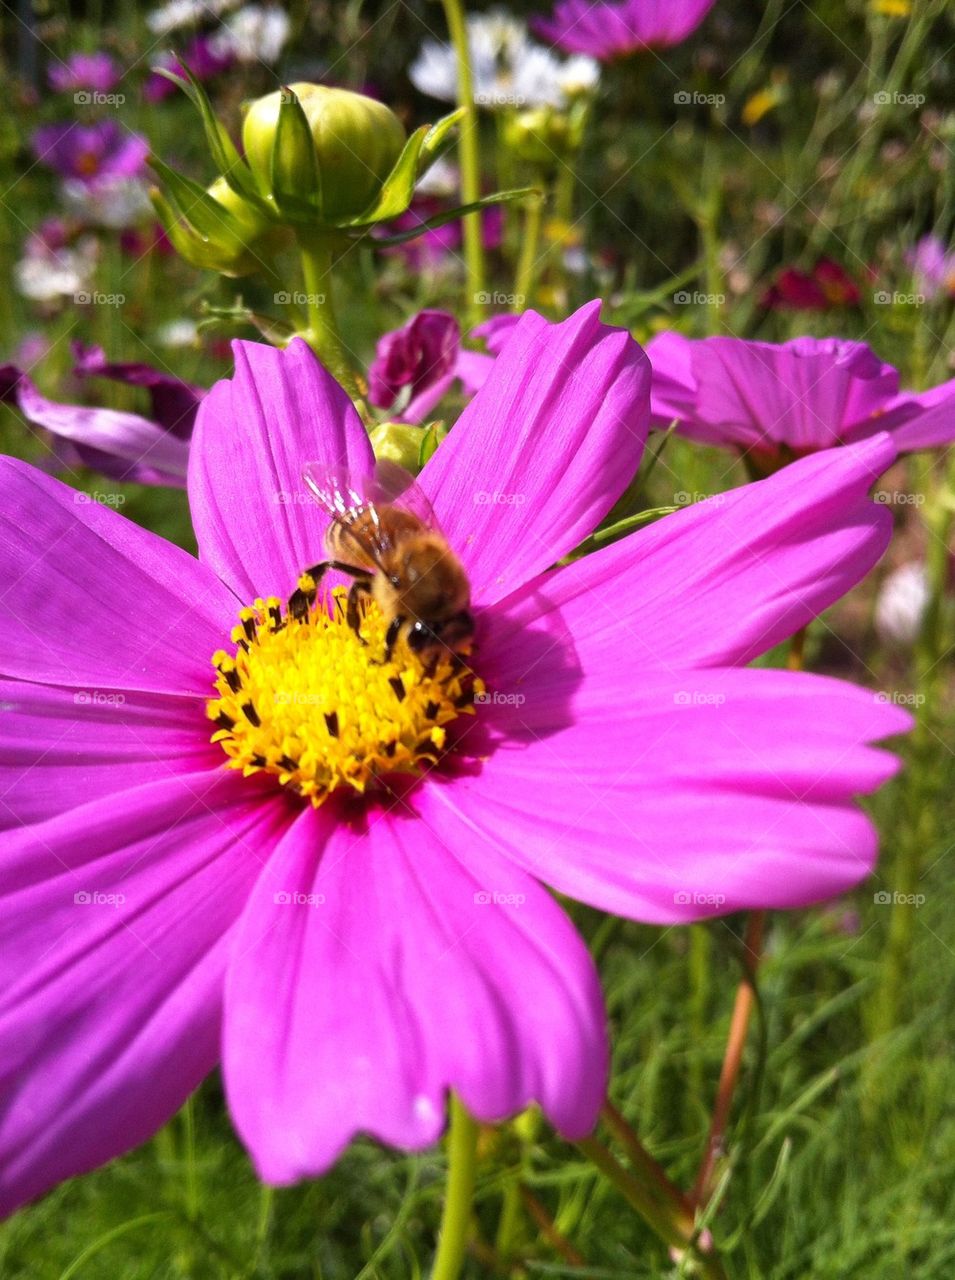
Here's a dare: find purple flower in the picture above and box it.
[907,234,955,301]
[0,345,200,486]
[144,37,235,103]
[48,52,122,94]
[533,0,717,60]
[0,304,907,1214]
[32,121,149,189]
[380,200,504,271]
[647,332,955,468]
[368,310,493,422]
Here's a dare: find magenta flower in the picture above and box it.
[32,121,148,188]
[761,258,862,311]
[0,303,906,1215]
[379,199,503,271]
[0,344,199,485]
[647,332,955,468]
[144,38,235,103]
[48,52,122,95]
[533,0,716,60]
[368,310,493,422]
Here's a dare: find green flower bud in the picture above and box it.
[242,84,407,224]
[149,169,275,277]
[503,107,572,166]
[367,421,426,473]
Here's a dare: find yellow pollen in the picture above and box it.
[207,587,482,806]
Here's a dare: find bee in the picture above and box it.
[300,458,474,660]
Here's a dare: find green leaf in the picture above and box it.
[418,420,448,467]
[417,107,465,174]
[363,187,538,244]
[270,87,323,218]
[342,125,432,226]
[153,62,267,212]
[148,157,239,245]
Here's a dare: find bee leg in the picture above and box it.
[384,616,404,662]
[346,578,373,639]
[289,560,366,621]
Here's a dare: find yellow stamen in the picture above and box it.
[207,587,482,806]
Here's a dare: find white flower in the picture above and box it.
[62,178,153,230]
[156,319,201,347]
[15,241,97,303]
[211,4,291,64]
[410,11,599,111]
[875,562,930,646]
[146,0,238,36]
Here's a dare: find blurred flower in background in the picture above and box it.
[48,52,122,94]
[32,121,148,190]
[761,258,862,311]
[875,561,930,647]
[532,0,717,60]
[146,0,239,36]
[907,234,955,302]
[14,221,98,304]
[368,310,493,422]
[411,12,599,109]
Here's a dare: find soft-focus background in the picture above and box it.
[1,1,954,1276]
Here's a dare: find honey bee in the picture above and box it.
[301,458,474,659]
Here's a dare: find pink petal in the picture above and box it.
[485,434,896,674]
[435,667,908,924]
[0,457,237,694]
[419,301,650,605]
[0,678,217,829]
[188,339,373,602]
[224,801,607,1182]
[0,769,293,1217]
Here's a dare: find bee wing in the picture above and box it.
[366,458,440,531]
[303,460,400,571]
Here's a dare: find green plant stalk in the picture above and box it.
[295,231,362,401]
[440,0,486,322]
[577,1136,727,1279]
[514,196,544,308]
[431,1095,480,1280]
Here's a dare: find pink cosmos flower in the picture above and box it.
[0,303,907,1215]
[0,344,199,485]
[368,310,494,422]
[647,332,955,469]
[31,121,149,189]
[907,234,955,301]
[532,0,716,60]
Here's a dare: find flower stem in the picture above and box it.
[692,910,765,1207]
[514,194,544,308]
[440,0,486,322]
[431,1095,480,1280]
[295,230,362,402]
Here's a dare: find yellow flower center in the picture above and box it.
[207,584,482,806]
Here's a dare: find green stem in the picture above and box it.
[431,1095,480,1280]
[514,195,544,309]
[577,1136,726,1279]
[440,0,485,322]
[295,230,362,401]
